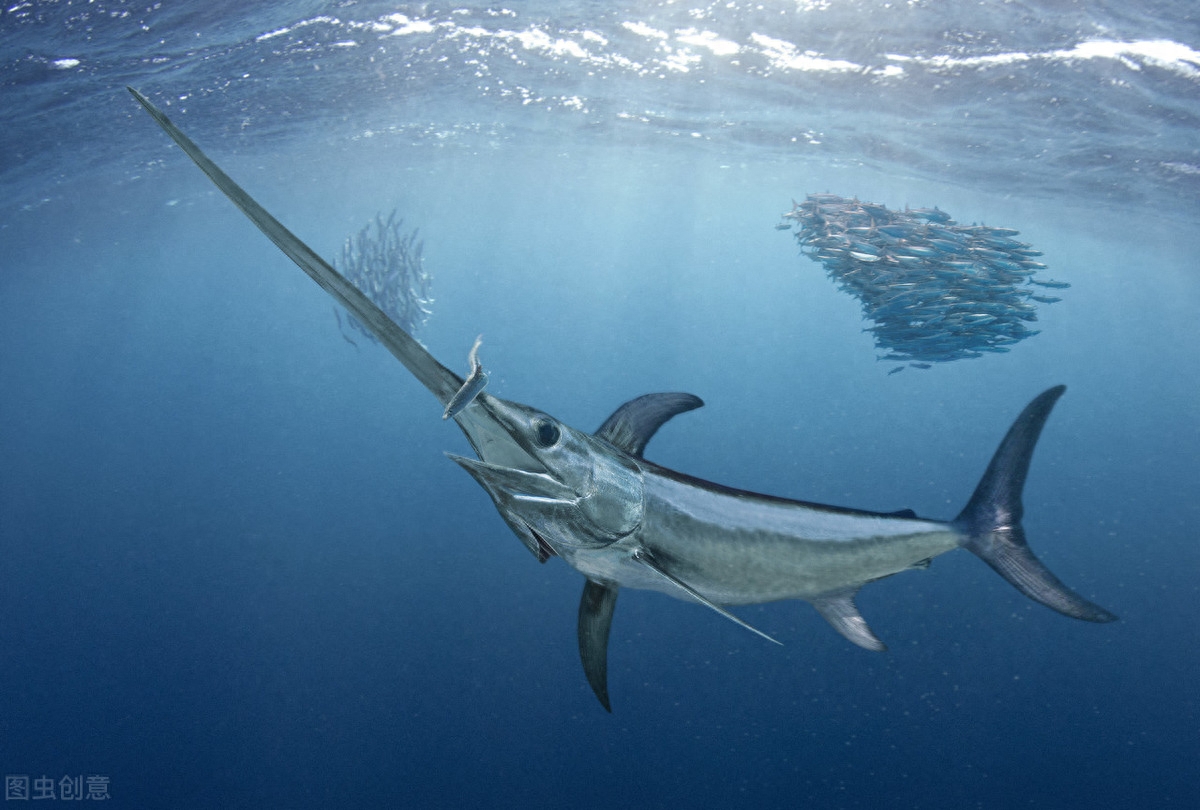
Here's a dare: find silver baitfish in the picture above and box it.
[781,193,1067,368]
[443,335,488,420]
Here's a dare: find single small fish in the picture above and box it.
[1030,279,1071,289]
[985,258,1028,273]
[443,335,488,420]
[907,206,952,223]
[927,238,966,254]
[969,247,1008,260]
[887,365,905,375]
[848,239,881,255]
[980,235,1025,250]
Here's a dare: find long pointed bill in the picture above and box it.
[129,87,575,563]
[128,87,463,406]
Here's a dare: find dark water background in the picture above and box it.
[2,1,1198,807]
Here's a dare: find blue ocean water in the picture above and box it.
[2,1,1199,807]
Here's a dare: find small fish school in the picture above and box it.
[780,194,1068,373]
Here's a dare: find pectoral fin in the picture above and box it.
[631,549,780,645]
[811,590,887,652]
[578,579,619,712]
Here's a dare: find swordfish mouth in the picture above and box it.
[444,454,577,506]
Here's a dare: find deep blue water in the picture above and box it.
[2,2,1199,807]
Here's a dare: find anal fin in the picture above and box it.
[578,579,619,712]
[812,590,887,652]
[632,549,781,645]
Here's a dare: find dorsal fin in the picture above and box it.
[594,393,704,458]
[811,589,886,652]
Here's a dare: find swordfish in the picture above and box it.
[129,88,1116,711]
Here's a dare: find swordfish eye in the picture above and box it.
[533,418,561,448]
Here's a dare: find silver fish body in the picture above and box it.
[562,467,959,606]
[443,335,488,420]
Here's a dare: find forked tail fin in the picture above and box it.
[955,385,1117,623]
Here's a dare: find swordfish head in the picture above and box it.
[448,394,645,560]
